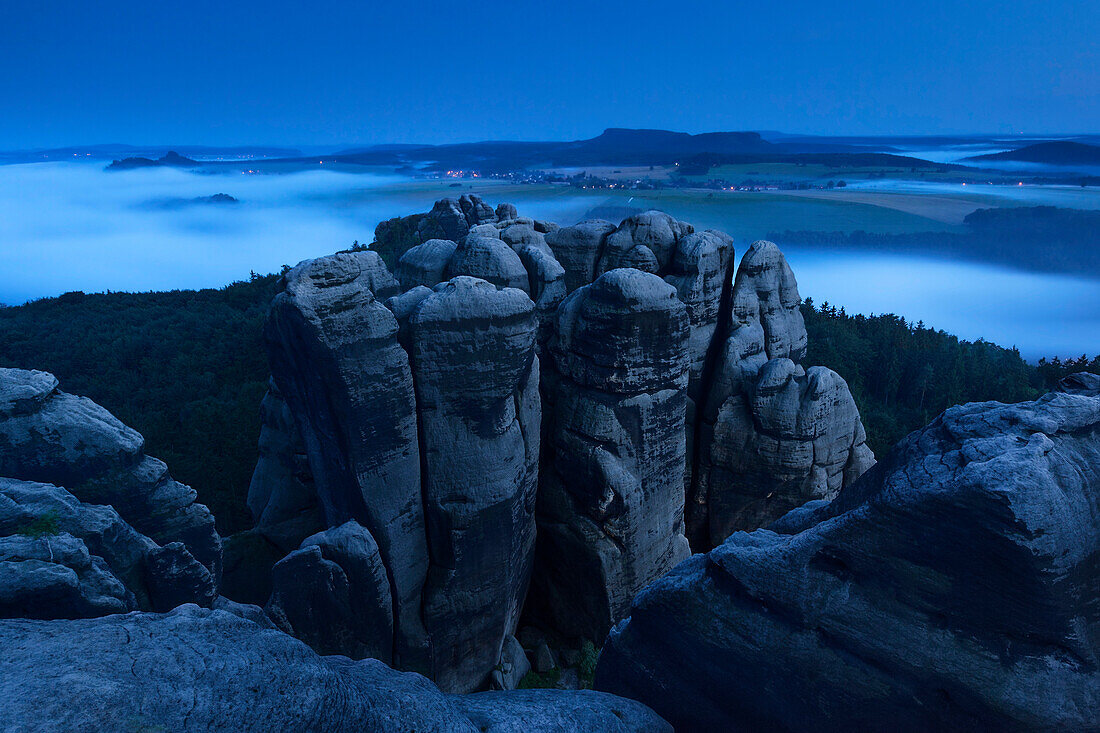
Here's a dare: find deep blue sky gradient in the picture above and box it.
[2,0,1097,148]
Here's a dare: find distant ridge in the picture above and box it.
[107,150,199,171]
[965,141,1100,165]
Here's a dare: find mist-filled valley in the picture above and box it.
[2,160,1097,360]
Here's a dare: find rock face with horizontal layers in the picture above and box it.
[409,277,540,692]
[596,379,1100,732]
[690,240,874,548]
[263,251,431,671]
[0,606,670,733]
[531,269,692,640]
[0,368,221,602]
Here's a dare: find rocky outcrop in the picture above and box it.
[530,269,692,640]
[0,477,215,616]
[0,606,669,732]
[409,277,540,692]
[373,194,499,269]
[263,250,431,672]
[689,240,874,547]
[251,200,874,691]
[266,520,393,663]
[596,380,1100,732]
[0,367,221,595]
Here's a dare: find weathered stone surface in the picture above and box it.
[409,277,540,692]
[598,384,1100,732]
[690,241,873,547]
[0,368,222,584]
[396,238,458,291]
[455,690,673,733]
[266,520,393,664]
[0,478,214,616]
[447,234,531,291]
[597,210,694,276]
[0,606,668,732]
[264,250,430,671]
[545,219,616,293]
[491,633,532,691]
[372,194,498,269]
[532,269,692,640]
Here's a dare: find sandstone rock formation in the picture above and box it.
[0,368,221,612]
[0,605,669,732]
[530,269,692,640]
[596,379,1100,731]
[263,250,431,672]
[373,193,500,269]
[689,240,874,547]
[245,199,874,691]
[409,277,540,692]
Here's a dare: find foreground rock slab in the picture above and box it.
[0,606,669,733]
[597,381,1100,732]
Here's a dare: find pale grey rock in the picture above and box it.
[409,277,540,692]
[264,250,430,672]
[545,219,616,293]
[266,520,393,664]
[0,606,477,733]
[690,241,873,547]
[212,595,276,628]
[0,606,668,732]
[532,269,692,640]
[597,210,694,276]
[455,690,673,733]
[496,202,519,220]
[0,532,132,618]
[492,634,532,691]
[447,234,531,291]
[396,238,458,291]
[0,478,213,615]
[372,194,498,269]
[0,368,222,581]
[598,387,1100,732]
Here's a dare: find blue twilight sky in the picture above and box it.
[2,0,1097,149]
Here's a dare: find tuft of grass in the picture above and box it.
[18,511,60,538]
[518,667,561,689]
[578,640,599,688]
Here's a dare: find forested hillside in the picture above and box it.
[1,279,1093,535]
[0,276,278,532]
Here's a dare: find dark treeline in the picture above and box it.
[1,278,1094,535]
[801,299,1096,457]
[0,276,279,533]
[771,206,1100,278]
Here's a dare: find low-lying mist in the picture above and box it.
[1,161,1096,360]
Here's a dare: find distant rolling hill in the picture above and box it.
[965,141,1100,165]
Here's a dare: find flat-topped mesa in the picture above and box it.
[689,240,873,548]
[263,250,432,672]
[597,378,1100,731]
[0,368,220,617]
[409,277,540,693]
[530,269,692,640]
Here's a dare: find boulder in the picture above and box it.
[531,269,692,640]
[266,520,393,664]
[597,383,1100,731]
[396,238,458,291]
[264,251,430,672]
[597,210,694,275]
[0,368,221,584]
[372,194,498,269]
[545,220,616,293]
[409,277,540,692]
[0,606,667,732]
[447,234,530,291]
[0,477,214,616]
